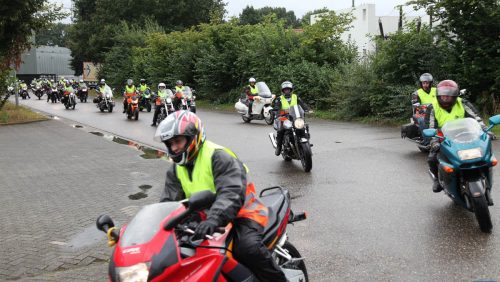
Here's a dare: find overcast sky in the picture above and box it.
[52,0,426,22]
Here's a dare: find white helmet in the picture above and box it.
[158,82,166,88]
[249,77,256,83]
[79,79,83,83]
[281,81,293,91]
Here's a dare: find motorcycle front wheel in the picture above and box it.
[265,111,274,125]
[242,115,251,123]
[300,142,313,172]
[471,194,492,233]
[276,242,308,282]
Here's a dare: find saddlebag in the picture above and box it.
[401,123,419,139]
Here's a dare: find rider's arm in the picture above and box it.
[298,97,309,112]
[207,150,246,227]
[463,99,487,130]
[411,90,420,105]
[425,104,436,129]
[160,166,186,202]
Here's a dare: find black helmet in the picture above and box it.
[436,80,459,110]
[140,78,146,83]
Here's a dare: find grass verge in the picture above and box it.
[0,101,48,125]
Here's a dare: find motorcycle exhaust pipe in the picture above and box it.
[268,132,277,148]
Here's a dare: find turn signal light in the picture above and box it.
[443,166,454,174]
[492,158,498,166]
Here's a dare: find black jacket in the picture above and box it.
[160,147,247,227]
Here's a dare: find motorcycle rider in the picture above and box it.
[154,111,287,282]
[123,78,136,113]
[411,73,437,139]
[244,77,258,117]
[273,81,309,156]
[138,78,149,93]
[61,79,75,105]
[46,79,54,102]
[151,82,169,126]
[19,80,31,99]
[173,80,185,110]
[426,80,494,193]
[96,79,112,103]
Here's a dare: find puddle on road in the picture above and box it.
[88,131,166,160]
[129,192,148,200]
[128,184,153,200]
[73,124,83,128]
[66,225,103,249]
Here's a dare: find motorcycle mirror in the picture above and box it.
[489,115,500,126]
[96,214,115,232]
[423,128,437,138]
[187,191,216,211]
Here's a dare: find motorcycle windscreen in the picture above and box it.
[165,89,174,98]
[182,87,193,99]
[289,105,305,121]
[120,202,182,247]
[441,118,483,144]
[256,82,272,98]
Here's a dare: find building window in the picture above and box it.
[363,9,366,21]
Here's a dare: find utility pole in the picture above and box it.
[352,0,355,8]
[398,5,403,31]
[429,6,433,31]
[417,17,421,33]
[379,18,385,39]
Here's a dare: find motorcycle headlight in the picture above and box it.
[294,118,305,129]
[116,263,149,282]
[283,120,292,129]
[457,148,482,160]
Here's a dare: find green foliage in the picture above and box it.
[67,0,226,75]
[239,6,300,28]
[407,0,500,112]
[300,8,330,27]
[35,23,70,46]
[0,0,67,106]
[371,25,453,85]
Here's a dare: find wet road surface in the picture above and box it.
[17,97,500,281]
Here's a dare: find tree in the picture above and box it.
[0,0,66,109]
[239,6,300,27]
[35,23,70,46]
[300,8,330,27]
[407,0,500,112]
[67,0,226,75]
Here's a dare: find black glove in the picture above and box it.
[431,141,440,152]
[488,131,497,140]
[193,218,218,240]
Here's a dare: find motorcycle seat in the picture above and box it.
[259,188,289,247]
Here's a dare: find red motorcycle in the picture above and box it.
[97,187,308,282]
[125,92,139,120]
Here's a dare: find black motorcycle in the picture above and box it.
[63,91,77,110]
[78,86,88,103]
[269,105,313,172]
[34,85,44,100]
[97,92,115,113]
[48,87,58,103]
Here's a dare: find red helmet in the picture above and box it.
[154,111,205,165]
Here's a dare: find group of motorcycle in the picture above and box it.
[124,86,196,121]
[401,90,500,233]
[235,82,313,173]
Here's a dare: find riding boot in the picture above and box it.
[428,152,442,193]
[275,131,284,156]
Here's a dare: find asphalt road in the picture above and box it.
[17,96,500,281]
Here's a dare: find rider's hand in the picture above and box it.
[488,131,497,140]
[430,141,441,152]
[193,218,218,240]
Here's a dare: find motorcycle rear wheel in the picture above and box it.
[242,115,251,123]
[471,194,492,233]
[276,242,308,282]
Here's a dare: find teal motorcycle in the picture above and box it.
[424,115,500,232]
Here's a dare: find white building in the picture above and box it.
[311,3,430,57]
